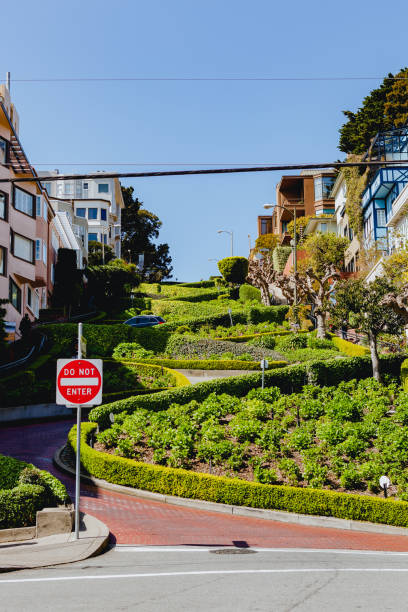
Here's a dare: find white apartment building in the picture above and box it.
[40,172,124,258]
[331,173,359,273]
[50,198,88,269]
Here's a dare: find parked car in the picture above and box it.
[123,315,166,328]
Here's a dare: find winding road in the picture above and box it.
[1,417,408,551]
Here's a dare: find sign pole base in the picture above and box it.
[75,404,82,540]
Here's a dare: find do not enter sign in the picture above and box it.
[56,359,103,406]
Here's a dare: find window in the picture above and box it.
[27,286,32,308]
[320,223,327,233]
[0,246,6,276]
[83,182,88,190]
[101,209,107,221]
[314,176,335,201]
[43,182,52,196]
[282,221,288,233]
[64,183,73,195]
[42,241,47,264]
[12,232,34,263]
[14,186,34,217]
[103,234,107,244]
[0,191,7,220]
[35,239,41,260]
[88,233,98,242]
[0,137,7,164]
[377,209,386,226]
[9,278,21,312]
[88,208,98,219]
[364,214,373,240]
[36,196,42,216]
[43,200,48,221]
[98,183,109,193]
[260,218,272,234]
[76,208,86,218]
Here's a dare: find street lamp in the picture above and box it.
[217,230,234,257]
[263,203,298,317]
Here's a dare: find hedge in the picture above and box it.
[108,360,191,388]
[121,357,288,371]
[0,454,69,529]
[401,359,408,392]
[69,423,408,528]
[89,354,406,429]
[331,335,370,357]
[215,329,308,343]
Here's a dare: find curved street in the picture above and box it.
[1,417,408,552]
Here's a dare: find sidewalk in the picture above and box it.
[0,513,109,572]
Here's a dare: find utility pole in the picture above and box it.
[6,72,10,92]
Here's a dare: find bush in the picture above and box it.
[401,359,408,392]
[248,335,276,350]
[239,284,261,304]
[276,334,308,350]
[273,246,292,272]
[70,422,408,528]
[331,335,370,357]
[164,334,284,362]
[129,357,284,371]
[218,257,249,285]
[112,343,155,360]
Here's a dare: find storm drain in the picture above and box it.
[210,548,257,555]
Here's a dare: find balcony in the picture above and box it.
[386,183,408,228]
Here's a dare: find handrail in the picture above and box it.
[0,332,47,373]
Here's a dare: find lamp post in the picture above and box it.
[217,230,234,257]
[263,203,297,318]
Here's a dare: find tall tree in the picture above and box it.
[121,186,173,280]
[247,258,276,306]
[87,240,115,266]
[51,248,83,317]
[331,278,403,381]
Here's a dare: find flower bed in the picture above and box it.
[69,421,408,528]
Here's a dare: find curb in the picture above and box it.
[54,445,408,538]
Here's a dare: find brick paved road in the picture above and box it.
[1,418,408,550]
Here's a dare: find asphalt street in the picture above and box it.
[2,546,408,611]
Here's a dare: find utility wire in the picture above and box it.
[2,76,408,83]
[2,159,408,184]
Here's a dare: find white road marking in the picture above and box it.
[3,569,408,584]
[114,546,408,557]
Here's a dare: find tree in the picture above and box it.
[331,278,404,381]
[85,259,139,309]
[218,257,248,285]
[121,186,173,280]
[247,257,276,305]
[299,233,349,275]
[381,248,408,286]
[87,241,115,266]
[51,248,83,317]
[286,215,311,245]
[254,233,279,256]
[384,68,408,127]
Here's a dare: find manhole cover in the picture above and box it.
[210,548,257,555]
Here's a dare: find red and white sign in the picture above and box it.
[56,359,103,406]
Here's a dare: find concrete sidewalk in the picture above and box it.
[0,513,109,572]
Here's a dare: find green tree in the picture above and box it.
[87,240,115,266]
[331,278,403,381]
[384,68,408,127]
[85,259,139,308]
[51,248,83,317]
[218,257,248,285]
[121,186,173,281]
[339,72,395,154]
[254,233,279,256]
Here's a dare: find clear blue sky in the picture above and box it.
[2,0,408,280]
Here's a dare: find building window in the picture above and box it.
[88,233,98,242]
[282,221,288,233]
[14,186,35,217]
[76,208,86,218]
[88,208,98,219]
[377,209,386,226]
[98,183,109,193]
[103,234,107,244]
[364,214,373,240]
[320,223,327,233]
[64,183,73,195]
[314,176,335,201]
[43,182,52,196]
[260,218,272,234]
[101,209,107,221]
[27,286,32,308]
[83,182,88,190]
[35,239,41,260]
[0,246,6,276]
[0,191,7,220]
[12,232,35,263]
[43,200,48,221]
[9,277,21,312]
[0,137,7,164]
[36,196,42,216]
[43,241,47,264]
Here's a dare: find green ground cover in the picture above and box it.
[94,378,408,500]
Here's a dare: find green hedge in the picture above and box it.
[0,454,69,529]
[89,354,405,429]
[401,359,408,392]
[123,357,288,371]
[331,335,370,357]
[239,284,261,304]
[215,329,308,343]
[69,423,408,529]
[40,323,170,357]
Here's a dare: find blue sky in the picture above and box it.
[2,0,408,280]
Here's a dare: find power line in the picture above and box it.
[2,159,408,184]
[1,76,408,83]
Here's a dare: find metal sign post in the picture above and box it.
[56,323,103,541]
[260,359,269,389]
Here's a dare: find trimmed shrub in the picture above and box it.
[402,359,408,392]
[276,334,308,351]
[70,422,408,529]
[239,284,261,304]
[218,257,249,285]
[126,357,287,371]
[331,335,370,357]
[164,335,284,361]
